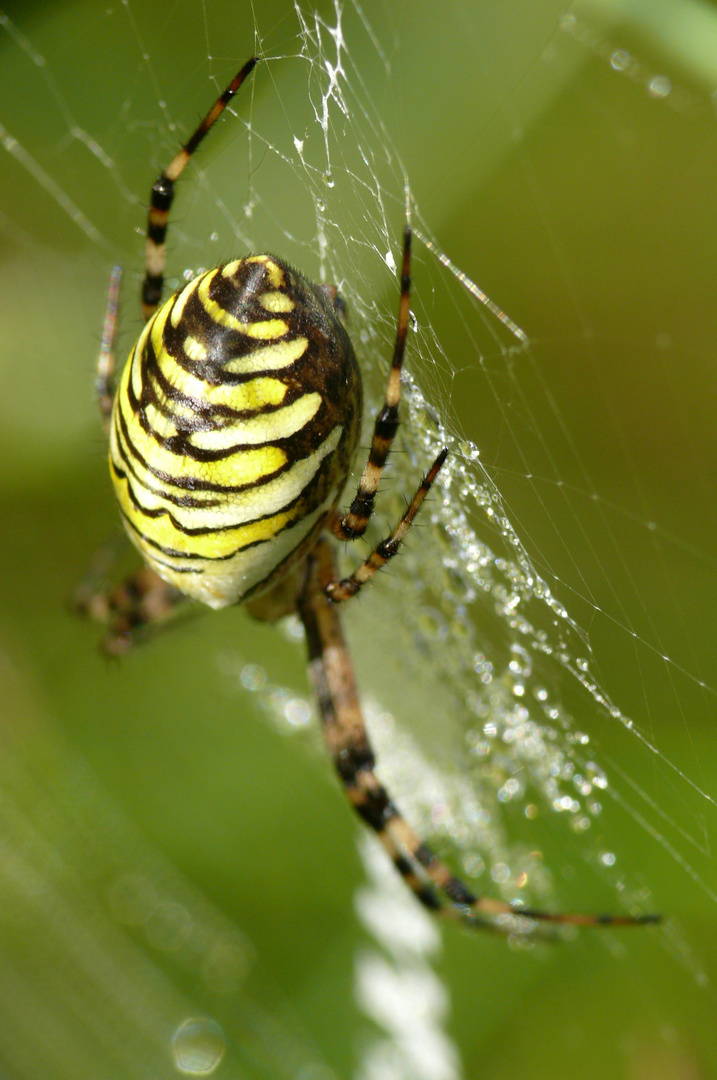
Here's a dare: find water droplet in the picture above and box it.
[240,663,266,691]
[585,761,608,789]
[462,853,485,877]
[648,75,671,99]
[491,862,511,884]
[172,1018,226,1075]
[284,696,311,727]
[458,440,480,460]
[498,778,521,803]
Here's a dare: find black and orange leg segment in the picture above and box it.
[141,56,258,320]
[74,545,187,657]
[299,538,661,933]
[297,537,460,922]
[334,225,416,543]
[326,447,447,602]
[329,221,449,602]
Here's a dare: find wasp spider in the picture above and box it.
[78,57,659,934]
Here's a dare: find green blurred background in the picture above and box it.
[1,0,717,1077]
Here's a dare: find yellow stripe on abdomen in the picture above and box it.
[112,413,343,605]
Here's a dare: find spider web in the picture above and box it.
[1,0,717,1077]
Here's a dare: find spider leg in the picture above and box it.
[298,537,660,932]
[96,264,122,429]
[141,57,257,321]
[85,63,258,648]
[327,447,447,602]
[74,553,188,657]
[334,226,414,542]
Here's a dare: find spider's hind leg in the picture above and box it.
[74,535,188,656]
[297,537,660,934]
[298,537,498,930]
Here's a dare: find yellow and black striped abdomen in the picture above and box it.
[109,255,362,608]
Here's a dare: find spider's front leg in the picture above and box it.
[326,447,448,602]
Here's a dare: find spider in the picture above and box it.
[78,56,659,935]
